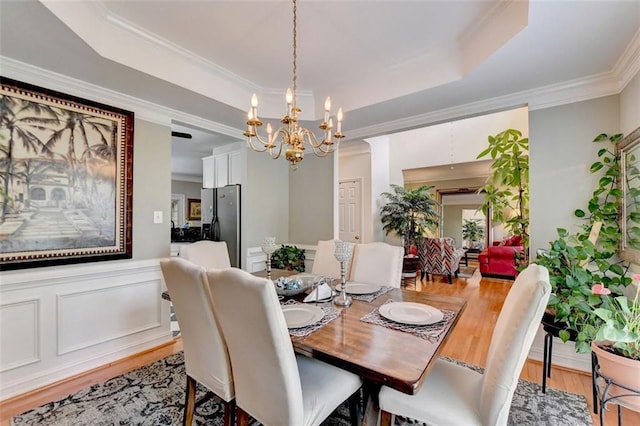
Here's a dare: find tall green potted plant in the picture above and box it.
[380,184,440,251]
[536,133,630,353]
[477,128,529,260]
[462,218,485,248]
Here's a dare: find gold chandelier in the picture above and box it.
[243,0,344,170]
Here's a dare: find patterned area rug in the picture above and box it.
[12,352,592,425]
[458,265,477,278]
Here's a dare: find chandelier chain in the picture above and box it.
[292,0,297,101]
[244,0,344,170]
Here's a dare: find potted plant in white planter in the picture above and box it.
[462,218,484,249]
[591,280,640,411]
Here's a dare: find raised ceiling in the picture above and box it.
[1,0,639,173]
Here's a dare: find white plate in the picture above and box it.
[281,305,325,328]
[336,282,381,295]
[379,302,444,325]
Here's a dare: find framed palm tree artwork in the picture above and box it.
[0,77,134,270]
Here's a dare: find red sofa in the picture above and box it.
[478,236,524,279]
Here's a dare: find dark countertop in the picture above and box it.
[171,227,202,243]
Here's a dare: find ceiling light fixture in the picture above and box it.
[243,0,344,170]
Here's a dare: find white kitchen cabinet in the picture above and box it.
[228,150,242,185]
[202,156,216,188]
[214,154,229,187]
[202,149,242,188]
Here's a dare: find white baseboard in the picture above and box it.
[528,326,591,373]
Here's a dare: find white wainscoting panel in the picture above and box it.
[0,259,172,399]
[57,281,162,355]
[0,298,40,372]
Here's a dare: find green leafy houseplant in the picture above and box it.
[462,218,485,248]
[380,184,440,250]
[477,128,529,260]
[536,133,631,353]
[270,244,306,272]
[592,281,640,360]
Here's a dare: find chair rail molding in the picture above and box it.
[0,259,172,399]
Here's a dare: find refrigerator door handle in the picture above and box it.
[212,216,220,241]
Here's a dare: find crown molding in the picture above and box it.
[40,0,306,120]
[348,26,640,140]
[0,57,242,138]
[347,67,629,140]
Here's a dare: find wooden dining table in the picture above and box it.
[164,268,467,423]
[256,269,467,396]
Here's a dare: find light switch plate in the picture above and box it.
[153,211,163,224]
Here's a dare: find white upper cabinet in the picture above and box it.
[203,149,242,188]
[214,154,229,187]
[202,155,216,188]
[228,150,242,186]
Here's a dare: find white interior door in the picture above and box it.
[339,179,363,243]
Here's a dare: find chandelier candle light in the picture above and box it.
[333,240,353,307]
[244,0,345,170]
[261,236,277,280]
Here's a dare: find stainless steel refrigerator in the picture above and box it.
[201,184,241,267]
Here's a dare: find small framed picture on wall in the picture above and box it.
[187,198,201,220]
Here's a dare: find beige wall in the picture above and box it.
[289,154,334,244]
[388,107,529,186]
[620,71,640,134]
[244,150,290,254]
[132,119,172,260]
[529,95,620,257]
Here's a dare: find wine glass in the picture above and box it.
[261,237,277,280]
[333,240,353,307]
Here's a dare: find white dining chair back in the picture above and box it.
[179,240,231,269]
[349,242,404,287]
[479,264,551,424]
[159,258,235,425]
[379,264,551,426]
[205,267,362,426]
[311,239,354,279]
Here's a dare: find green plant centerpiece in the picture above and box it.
[380,184,440,251]
[536,133,631,353]
[477,128,529,260]
[270,244,306,272]
[462,218,485,249]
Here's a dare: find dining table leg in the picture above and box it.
[361,381,382,426]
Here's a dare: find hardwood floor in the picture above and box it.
[412,268,640,426]
[2,268,638,425]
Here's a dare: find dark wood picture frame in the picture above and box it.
[0,77,134,270]
[187,198,201,221]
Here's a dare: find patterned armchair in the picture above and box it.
[417,237,465,284]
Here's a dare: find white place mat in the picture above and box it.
[281,300,340,337]
[348,285,395,302]
[360,299,455,342]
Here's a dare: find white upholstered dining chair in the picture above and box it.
[349,242,404,287]
[379,264,551,426]
[311,239,354,279]
[160,258,235,426]
[178,240,231,269]
[205,267,363,426]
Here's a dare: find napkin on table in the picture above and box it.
[303,283,334,302]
